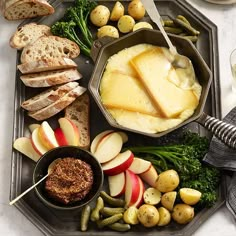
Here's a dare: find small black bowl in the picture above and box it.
[33,146,104,210]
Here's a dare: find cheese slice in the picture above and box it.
[130,48,199,118]
[100,70,161,116]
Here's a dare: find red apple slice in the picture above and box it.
[125,170,140,207]
[128,157,151,174]
[28,123,40,133]
[13,137,41,162]
[102,150,134,175]
[54,128,69,146]
[117,131,128,143]
[31,127,50,155]
[93,132,123,163]
[58,117,80,146]
[90,130,114,154]
[133,175,145,208]
[38,121,59,149]
[139,165,158,187]
[108,172,126,197]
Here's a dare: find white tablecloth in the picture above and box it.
[0,0,236,235]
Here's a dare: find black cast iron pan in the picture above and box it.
[89,29,236,148]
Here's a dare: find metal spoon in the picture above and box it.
[141,0,191,69]
[9,158,61,205]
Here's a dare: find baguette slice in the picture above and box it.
[28,86,87,121]
[65,93,90,149]
[130,48,199,118]
[4,0,54,21]
[10,23,52,50]
[20,69,82,87]
[18,57,78,74]
[20,35,80,64]
[21,81,79,111]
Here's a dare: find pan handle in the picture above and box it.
[197,112,236,148]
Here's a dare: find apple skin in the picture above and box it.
[108,172,126,197]
[58,117,80,146]
[128,157,151,174]
[31,127,50,155]
[133,175,145,208]
[13,137,41,162]
[93,132,123,163]
[54,128,68,146]
[139,165,158,187]
[102,150,134,176]
[125,169,140,207]
[38,121,59,149]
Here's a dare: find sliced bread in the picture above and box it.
[20,35,80,64]
[21,81,79,111]
[28,86,87,120]
[65,93,90,149]
[18,57,78,74]
[9,23,52,50]
[4,0,54,21]
[20,69,82,87]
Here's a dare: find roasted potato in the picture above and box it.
[117,15,135,33]
[143,187,162,205]
[179,188,202,205]
[110,1,124,21]
[133,22,153,31]
[137,204,159,227]
[160,191,177,211]
[128,0,145,20]
[123,206,139,225]
[172,204,194,224]
[97,25,119,39]
[90,5,110,27]
[155,169,180,192]
[157,207,171,226]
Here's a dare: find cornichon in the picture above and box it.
[90,196,104,222]
[176,15,191,26]
[100,207,125,217]
[80,205,91,232]
[100,191,126,207]
[96,213,123,229]
[164,26,183,34]
[172,18,200,36]
[163,20,176,27]
[183,35,198,43]
[108,222,131,232]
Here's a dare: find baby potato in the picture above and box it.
[143,187,162,205]
[137,204,159,227]
[117,15,135,33]
[179,188,202,205]
[161,191,177,211]
[110,1,124,21]
[90,5,110,27]
[133,22,153,31]
[128,0,146,20]
[97,25,119,39]
[155,169,180,192]
[172,204,194,224]
[123,206,139,225]
[157,207,171,226]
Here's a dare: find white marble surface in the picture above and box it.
[1,0,236,235]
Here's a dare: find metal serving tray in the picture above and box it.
[10,0,225,235]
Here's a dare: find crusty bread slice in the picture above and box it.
[100,70,161,117]
[18,57,78,74]
[9,23,52,50]
[20,35,80,64]
[4,0,54,21]
[21,82,79,111]
[130,48,199,118]
[20,69,82,87]
[65,93,90,149]
[28,86,87,121]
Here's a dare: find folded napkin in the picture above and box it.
[203,106,236,218]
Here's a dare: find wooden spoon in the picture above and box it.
[9,158,61,205]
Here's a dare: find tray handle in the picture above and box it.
[197,112,236,148]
